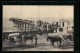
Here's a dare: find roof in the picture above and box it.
[9,33,19,37]
[37,20,43,23]
[48,32,64,37]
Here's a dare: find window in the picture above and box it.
[59,28,63,32]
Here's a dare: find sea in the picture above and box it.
[3,18,18,32]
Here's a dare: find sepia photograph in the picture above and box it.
[2,5,74,51]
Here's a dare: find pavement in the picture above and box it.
[2,35,74,51]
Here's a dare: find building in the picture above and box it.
[37,20,43,27]
[9,18,36,32]
[57,19,74,33]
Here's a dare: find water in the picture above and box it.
[3,18,18,32]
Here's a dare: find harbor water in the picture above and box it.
[3,18,19,32]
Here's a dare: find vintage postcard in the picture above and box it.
[2,5,74,51]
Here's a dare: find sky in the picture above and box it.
[3,5,74,23]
